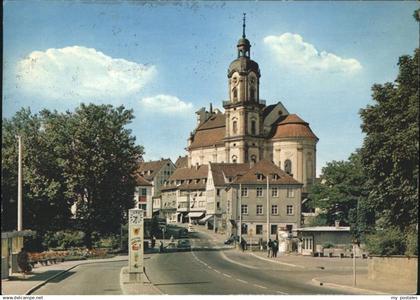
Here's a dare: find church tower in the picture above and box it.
[223,14,266,164]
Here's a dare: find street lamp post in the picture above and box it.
[17,135,23,231]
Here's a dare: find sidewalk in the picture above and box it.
[1,255,128,295]
[119,266,161,295]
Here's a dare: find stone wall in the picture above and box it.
[368,256,418,289]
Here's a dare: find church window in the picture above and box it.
[232,155,237,163]
[251,120,256,135]
[284,159,292,175]
[250,87,255,101]
[233,88,238,101]
[233,120,238,134]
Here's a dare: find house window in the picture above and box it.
[256,187,263,197]
[286,205,294,215]
[251,119,256,135]
[256,225,263,235]
[272,187,278,197]
[284,159,292,175]
[141,188,147,196]
[241,187,248,197]
[271,205,278,215]
[287,188,295,198]
[216,189,220,196]
[241,204,248,215]
[271,224,278,235]
[286,225,293,233]
[216,202,220,209]
[233,120,238,134]
[256,205,263,215]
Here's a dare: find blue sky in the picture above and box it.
[3,1,418,174]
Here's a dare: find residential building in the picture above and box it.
[133,174,153,218]
[136,158,176,197]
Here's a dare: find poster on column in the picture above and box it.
[128,209,144,273]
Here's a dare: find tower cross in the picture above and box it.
[242,13,246,38]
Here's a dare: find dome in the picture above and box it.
[237,38,251,47]
[271,114,318,140]
[228,56,260,77]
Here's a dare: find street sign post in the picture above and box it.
[128,209,144,274]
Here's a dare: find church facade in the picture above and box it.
[187,21,318,193]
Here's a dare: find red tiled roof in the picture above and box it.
[234,160,302,185]
[136,159,173,181]
[168,165,209,181]
[175,156,188,168]
[189,113,226,149]
[209,163,250,186]
[271,114,318,140]
[134,174,153,186]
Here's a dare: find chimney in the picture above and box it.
[335,220,340,228]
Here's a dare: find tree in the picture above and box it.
[359,49,419,233]
[308,151,373,232]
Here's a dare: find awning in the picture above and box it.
[198,214,214,224]
[187,212,205,218]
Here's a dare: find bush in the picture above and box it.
[365,227,406,255]
[405,230,418,256]
[43,231,85,250]
[322,242,335,249]
[308,214,328,227]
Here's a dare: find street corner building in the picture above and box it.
[135,22,319,242]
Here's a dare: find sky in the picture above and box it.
[3,1,419,175]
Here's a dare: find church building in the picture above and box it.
[187,16,318,194]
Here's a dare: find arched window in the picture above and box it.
[250,87,255,102]
[250,155,257,164]
[232,155,237,163]
[284,159,292,175]
[251,119,256,135]
[232,120,238,134]
[233,88,238,101]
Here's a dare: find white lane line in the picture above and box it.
[236,279,248,284]
[219,251,258,269]
[207,265,213,270]
[249,253,304,269]
[254,284,267,289]
[213,269,221,274]
[222,273,232,278]
[276,290,288,295]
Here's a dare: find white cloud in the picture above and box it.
[16,46,156,100]
[139,94,194,114]
[263,33,362,73]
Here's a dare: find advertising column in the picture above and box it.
[128,209,144,273]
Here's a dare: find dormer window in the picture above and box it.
[256,173,264,181]
[272,174,279,180]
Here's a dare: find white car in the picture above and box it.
[187,224,194,232]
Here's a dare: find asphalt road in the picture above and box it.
[145,230,354,295]
[33,260,126,295]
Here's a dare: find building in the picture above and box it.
[135,158,176,216]
[186,17,318,196]
[226,160,303,241]
[133,174,153,218]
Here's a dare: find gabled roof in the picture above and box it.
[134,174,153,186]
[271,114,318,140]
[136,159,173,181]
[189,113,226,149]
[233,159,302,185]
[175,156,188,168]
[209,163,250,186]
[168,165,209,181]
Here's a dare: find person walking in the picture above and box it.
[240,239,246,252]
[272,240,278,258]
[151,236,156,249]
[159,241,164,253]
[267,239,273,257]
[17,247,32,274]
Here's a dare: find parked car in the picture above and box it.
[187,224,194,232]
[177,239,191,250]
[224,235,239,245]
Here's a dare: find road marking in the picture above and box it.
[276,290,288,295]
[222,273,232,278]
[236,279,248,284]
[213,269,221,274]
[254,284,267,289]
[207,265,213,270]
[249,253,304,268]
[219,251,258,269]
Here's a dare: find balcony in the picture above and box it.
[223,100,266,107]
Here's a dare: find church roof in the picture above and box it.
[228,56,260,77]
[175,156,188,168]
[271,114,318,140]
[189,113,226,149]
[233,159,302,185]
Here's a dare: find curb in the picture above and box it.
[249,252,305,269]
[25,257,128,295]
[119,266,162,295]
[310,277,387,295]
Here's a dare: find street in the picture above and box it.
[32,229,361,295]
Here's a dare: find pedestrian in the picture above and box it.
[267,239,272,257]
[159,241,164,253]
[273,240,279,257]
[17,247,32,274]
[240,239,246,252]
[151,236,156,249]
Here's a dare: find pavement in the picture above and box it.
[119,266,161,295]
[1,255,128,295]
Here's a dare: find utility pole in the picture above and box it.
[266,175,270,245]
[239,184,242,244]
[353,243,357,286]
[17,135,23,231]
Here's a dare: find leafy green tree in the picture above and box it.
[308,151,372,231]
[359,49,419,233]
